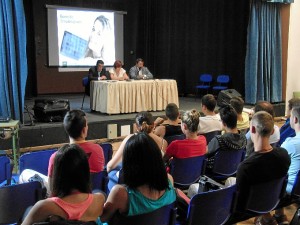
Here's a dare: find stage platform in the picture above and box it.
[1,95,203,150]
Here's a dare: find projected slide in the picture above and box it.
[57,10,115,66]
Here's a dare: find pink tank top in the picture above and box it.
[50,194,93,220]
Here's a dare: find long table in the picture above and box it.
[90,79,179,114]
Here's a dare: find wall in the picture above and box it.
[24,0,250,96]
[285,1,300,109]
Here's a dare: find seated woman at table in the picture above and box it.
[106,111,168,191]
[22,144,105,225]
[101,132,176,222]
[109,60,129,81]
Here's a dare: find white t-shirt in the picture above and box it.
[109,68,126,78]
[198,114,222,134]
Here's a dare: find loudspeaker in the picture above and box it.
[33,99,70,122]
[217,89,242,107]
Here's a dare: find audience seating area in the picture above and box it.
[1,136,300,225]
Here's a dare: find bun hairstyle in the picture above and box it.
[113,60,123,69]
[181,109,200,132]
[135,111,154,133]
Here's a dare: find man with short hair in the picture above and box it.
[154,103,183,138]
[236,111,290,224]
[86,60,110,95]
[273,106,300,224]
[230,96,249,134]
[198,94,222,135]
[245,101,280,157]
[19,110,105,195]
[278,98,300,146]
[206,105,247,170]
[129,58,153,80]
[48,110,105,191]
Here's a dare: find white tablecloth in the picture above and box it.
[90,79,179,114]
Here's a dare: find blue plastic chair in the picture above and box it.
[93,143,113,193]
[19,149,57,175]
[0,155,11,186]
[109,202,176,225]
[81,76,89,109]
[184,185,237,225]
[0,181,43,224]
[165,134,186,145]
[206,148,246,181]
[245,175,287,214]
[202,130,221,144]
[99,142,113,166]
[195,74,213,98]
[212,75,230,91]
[169,155,206,190]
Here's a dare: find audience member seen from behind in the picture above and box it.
[273,106,300,225]
[129,58,153,80]
[206,105,247,171]
[85,15,110,59]
[101,133,176,222]
[235,111,290,224]
[198,94,222,135]
[230,96,250,134]
[87,60,109,95]
[278,98,300,146]
[163,109,206,164]
[245,101,280,157]
[22,144,106,225]
[109,60,129,81]
[18,110,105,195]
[154,103,183,138]
[48,110,105,192]
[106,111,167,173]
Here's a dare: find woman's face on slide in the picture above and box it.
[88,20,104,57]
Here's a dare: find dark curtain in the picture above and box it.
[0,0,27,120]
[245,0,283,104]
[125,0,250,96]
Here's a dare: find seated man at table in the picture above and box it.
[87,60,110,95]
[129,58,153,80]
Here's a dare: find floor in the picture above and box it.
[237,204,297,224]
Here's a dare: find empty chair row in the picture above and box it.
[195,74,230,98]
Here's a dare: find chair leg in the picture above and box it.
[81,93,86,110]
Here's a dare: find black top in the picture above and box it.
[236,147,290,210]
[164,124,183,137]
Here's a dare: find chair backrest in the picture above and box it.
[0,181,43,224]
[82,76,89,87]
[109,202,176,225]
[170,155,206,189]
[216,75,230,84]
[245,175,287,213]
[212,148,246,177]
[90,170,107,192]
[165,134,186,145]
[187,185,236,225]
[0,155,11,185]
[199,74,212,83]
[291,170,300,198]
[99,143,113,166]
[19,149,57,175]
[202,131,221,144]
